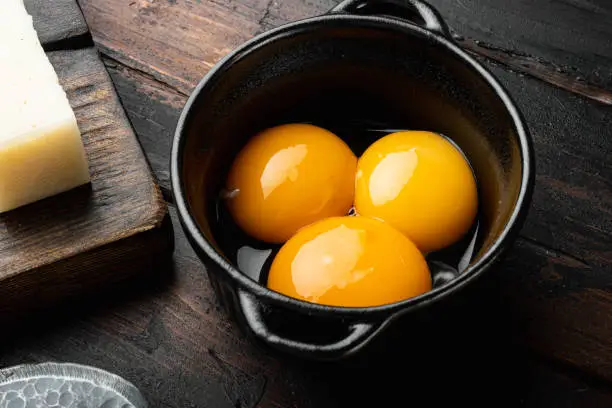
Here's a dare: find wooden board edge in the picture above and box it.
[84,45,172,232]
[0,212,174,322]
[25,0,91,49]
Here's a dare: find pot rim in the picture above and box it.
[171,13,536,318]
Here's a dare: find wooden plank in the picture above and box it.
[484,64,612,270]
[103,57,185,200]
[486,65,612,375]
[78,0,612,380]
[497,238,612,377]
[425,0,612,91]
[106,60,612,380]
[102,27,612,379]
[2,207,612,408]
[104,43,611,268]
[24,0,90,48]
[260,0,612,102]
[78,0,271,94]
[457,39,612,105]
[0,47,171,319]
[77,0,612,101]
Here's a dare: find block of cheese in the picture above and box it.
[0,0,90,213]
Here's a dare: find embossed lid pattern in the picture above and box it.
[0,363,147,408]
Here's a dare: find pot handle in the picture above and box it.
[331,0,451,38]
[237,289,385,360]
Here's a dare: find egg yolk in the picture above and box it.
[225,124,357,243]
[267,216,431,307]
[354,131,478,253]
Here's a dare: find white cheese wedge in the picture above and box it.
[0,0,90,213]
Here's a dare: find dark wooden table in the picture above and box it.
[2,0,612,406]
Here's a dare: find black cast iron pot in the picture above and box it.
[171,0,535,360]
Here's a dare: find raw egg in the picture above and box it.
[225,123,357,243]
[354,131,478,253]
[267,216,431,307]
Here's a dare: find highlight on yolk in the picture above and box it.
[354,131,478,253]
[225,123,357,243]
[267,216,432,307]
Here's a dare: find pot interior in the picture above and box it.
[180,18,525,285]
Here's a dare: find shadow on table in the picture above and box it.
[0,250,176,351]
[271,275,536,407]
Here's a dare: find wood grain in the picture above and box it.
[0,47,171,318]
[104,40,612,269]
[485,64,612,270]
[78,0,612,102]
[90,0,611,269]
[103,57,185,200]
[85,0,612,381]
[426,0,612,91]
[78,0,271,94]
[24,0,90,48]
[263,0,612,100]
[105,55,612,381]
[458,38,612,105]
[16,0,610,402]
[2,207,612,408]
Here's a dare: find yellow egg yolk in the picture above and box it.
[225,123,357,243]
[354,131,478,253]
[267,216,432,307]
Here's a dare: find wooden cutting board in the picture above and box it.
[0,0,172,318]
